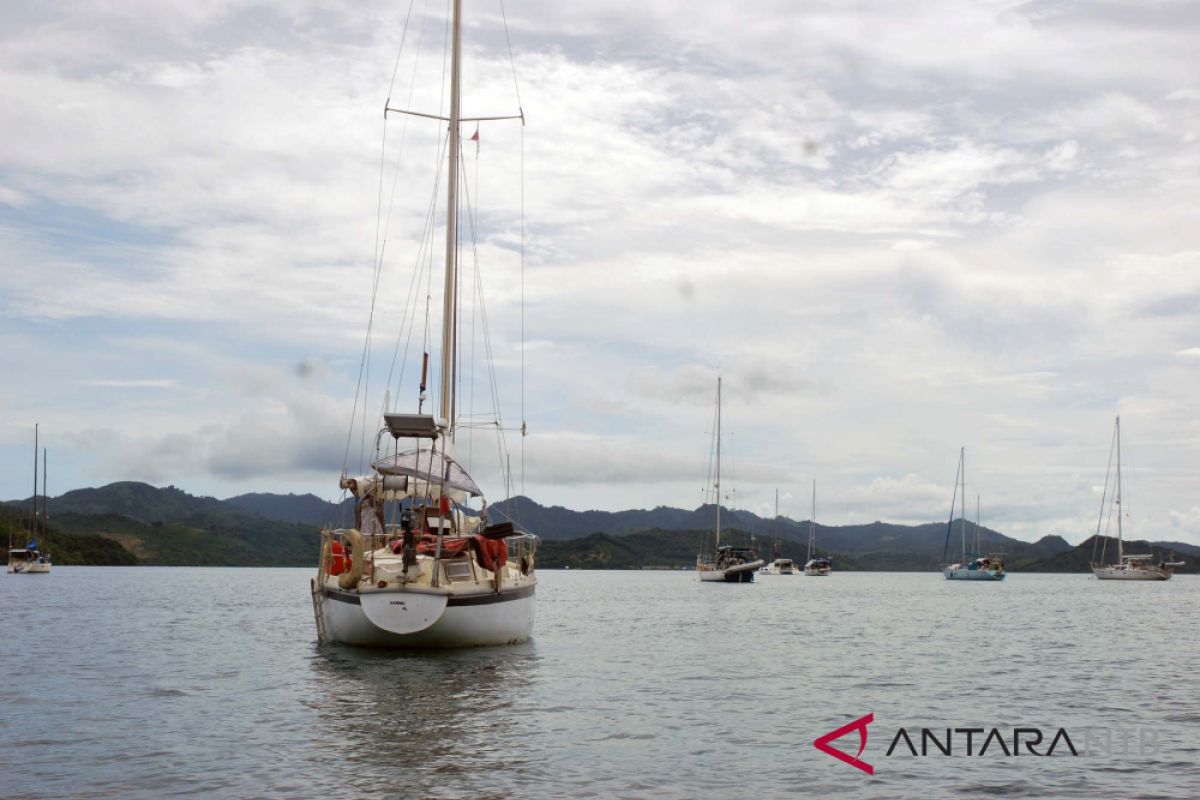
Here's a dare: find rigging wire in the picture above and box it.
[342,0,420,481]
[519,102,526,498]
[338,0,531,527]
[1091,421,1119,564]
[497,0,524,111]
[383,128,452,401]
[457,137,514,494]
[494,0,528,500]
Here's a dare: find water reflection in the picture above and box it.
[309,641,541,797]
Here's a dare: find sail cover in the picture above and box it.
[372,448,482,497]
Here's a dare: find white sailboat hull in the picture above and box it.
[804,567,831,576]
[1092,565,1171,581]
[943,565,1004,581]
[317,580,536,647]
[7,562,50,574]
[698,560,765,582]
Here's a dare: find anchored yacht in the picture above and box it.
[1090,417,1182,581]
[310,0,537,646]
[697,378,764,583]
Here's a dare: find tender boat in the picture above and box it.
[763,558,796,575]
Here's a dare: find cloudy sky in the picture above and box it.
[2,0,1198,544]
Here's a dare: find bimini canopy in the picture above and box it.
[372,448,482,498]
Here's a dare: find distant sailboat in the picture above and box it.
[761,489,796,574]
[1090,417,1182,581]
[803,480,831,576]
[941,448,1004,581]
[8,425,51,575]
[696,377,765,583]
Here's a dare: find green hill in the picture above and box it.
[1022,535,1199,574]
[1,504,138,565]
[537,528,870,570]
[8,481,1194,571]
[5,482,322,567]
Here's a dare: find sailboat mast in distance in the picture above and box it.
[807,480,815,562]
[960,447,967,563]
[715,376,721,550]
[1108,419,1118,563]
[773,488,778,561]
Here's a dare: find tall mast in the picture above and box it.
[439,0,463,434]
[715,377,721,549]
[30,423,38,544]
[43,448,48,553]
[773,488,779,560]
[1115,416,1123,562]
[960,447,966,562]
[808,479,816,561]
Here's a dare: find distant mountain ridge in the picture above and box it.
[537,529,1198,572]
[225,492,353,527]
[10,482,320,566]
[7,482,1194,570]
[1021,535,1199,573]
[489,496,1076,566]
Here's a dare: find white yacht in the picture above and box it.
[697,377,765,583]
[1090,417,1182,581]
[941,448,1005,581]
[310,0,537,647]
[763,558,796,575]
[761,490,796,574]
[803,480,832,576]
[9,425,50,575]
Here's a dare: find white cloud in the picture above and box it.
[79,378,178,389]
[2,1,1200,546]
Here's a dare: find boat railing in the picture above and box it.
[319,525,538,576]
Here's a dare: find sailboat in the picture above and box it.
[761,489,796,574]
[310,0,537,647]
[1090,417,1182,581]
[803,480,831,576]
[697,377,765,583]
[941,448,1005,581]
[8,425,51,575]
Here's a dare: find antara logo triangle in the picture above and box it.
[814,713,875,775]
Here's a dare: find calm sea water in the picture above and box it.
[1,568,1197,799]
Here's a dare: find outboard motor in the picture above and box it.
[400,508,417,570]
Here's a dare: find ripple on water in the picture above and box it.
[1,569,1198,799]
